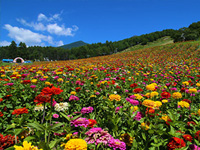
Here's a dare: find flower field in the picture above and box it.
[0,41,200,150]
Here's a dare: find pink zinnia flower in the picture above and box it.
[53,114,59,118]
[85,127,112,145]
[69,95,79,101]
[81,107,94,114]
[108,138,126,150]
[70,117,89,128]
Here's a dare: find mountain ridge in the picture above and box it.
[59,41,88,49]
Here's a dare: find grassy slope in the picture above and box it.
[121,36,174,53]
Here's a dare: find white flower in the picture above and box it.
[34,104,47,111]
[114,91,117,94]
[55,102,69,112]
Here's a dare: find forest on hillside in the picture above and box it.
[0,21,200,61]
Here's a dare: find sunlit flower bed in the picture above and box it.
[0,41,200,149]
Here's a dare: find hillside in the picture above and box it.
[121,36,173,53]
[59,41,88,49]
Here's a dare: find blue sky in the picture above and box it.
[0,0,200,47]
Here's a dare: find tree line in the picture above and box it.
[0,21,200,61]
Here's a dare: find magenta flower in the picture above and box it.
[85,127,112,145]
[69,95,79,101]
[53,114,59,118]
[108,138,126,150]
[81,106,94,114]
[30,85,36,89]
[6,83,14,86]
[115,106,123,113]
[70,117,89,128]
[133,111,143,121]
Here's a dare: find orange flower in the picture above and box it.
[12,107,28,116]
[42,86,63,95]
[0,98,3,102]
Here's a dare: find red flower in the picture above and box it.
[195,130,200,141]
[0,134,18,149]
[166,119,172,126]
[0,111,3,117]
[144,79,148,81]
[133,88,143,93]
[68,68,74,71]
[183,134,193,142]
[161,92,171,99]
[180,88,187,93]
[12,107,28,116]
[130,83,138,88]
[182,99,191,104]
[0,98,3,102]
[145,108,155,117]
[75,87,81,92]
[42,86,63,95]
[88,119,97,128]
[22,80,31,84]
[116,85,121,89]
[34,92,51,104]
[167,137,186,150]
[187,121,196,128]
[121,77,125,81]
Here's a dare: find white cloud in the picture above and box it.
[17,18,46,31]
[0,41,11,46]
[56,40,64,46]
[37,13,62,22]
[47,23,78,36]
[4,24,53,46]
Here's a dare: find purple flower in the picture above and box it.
[108,138,126,150]
[69,95,79,101]
[53,114,59,118]
[115,106,123,113]
[85,127,112,145]
[133,112,143,121]
[81,106,94,114]
[70,117,89,128]
[30,85,36,89]
[189,144,200,150]
[7,83,14,86]
[129,100,139,106]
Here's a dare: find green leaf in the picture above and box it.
[142,132,146,140]
[23,136,36,142]
[28,122,45,131]
[60,112,71,121]
[14,128,23,135]
[49,139,62,149]
[168,126,175,136]
[48,123,64,131]
[38,142,51,150]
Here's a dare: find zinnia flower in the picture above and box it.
[161,91,171,99]
[81,106,94,114]
[120,133,134,147]
[183,134,193,142]
[12,107,28,116]
[65,139,87,150]
[14,141,42,150]
[172,92,182,99]
[54,102,69,112]
[85,127,112,145]
[71,118,89,128]
[167,137,186,150]
[109,94,121,101]
[108,138,126,150]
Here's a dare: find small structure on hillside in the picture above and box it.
[2,57,32,63]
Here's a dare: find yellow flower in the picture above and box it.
[178,101,190,108]
[142,100,162,109]
[90,95,96,98]
[141,122,149,130]
[196,83,200,87]
[130,106,138,112]
[57,78,64,82]
[56,72,62,75]
[65,139,87,150]
[189,88,197,93]
[65,134,72,140]
[14,141,42,150]
[172,92,182,99]
[150,92,159,98]
[70,91,76,95]
[120,133,134,146]
[90,82,93,85]
[154,101,162,109]
[134,94,143,100]
[31,79,37,84]
[198,109,200,116]
[1,74,6,77]
[45,82,51,86]
[162,99,168,103]
[13,72,19,75]
[182,81,189,86]
[160,115,170,121]
[109,94,121,101]
[43,76,48,79]
[146,84,155,91]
